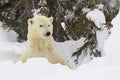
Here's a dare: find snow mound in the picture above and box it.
[104,8,120,56]
[0,24,18,42]
[86,9,106,28]
[0,56,120,80]
[0,23,25,62]
[0,29,18,42]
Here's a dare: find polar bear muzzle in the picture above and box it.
[45,32,51,36]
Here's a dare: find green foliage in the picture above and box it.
[66,14,95,39]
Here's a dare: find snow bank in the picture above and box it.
[0,22,18,42]
[0,56,120,80]
[104,8,120,57]
[0,22,25,62]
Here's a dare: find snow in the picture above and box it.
[104,8,120,56]
[65,10,75,23]
[0,22,18,42]
[53,37,86,68]
[86,9,109,54]
[96,4,104,10]
[109,0,117,8]
[82,8,91,13]
[0,22,25,62]
[0,9,120,80]
[32,9,42,17]
[86,9,106,29]
[0,21,86,68]
[60,22,66,30]
[96,28,108,53]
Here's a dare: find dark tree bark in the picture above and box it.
[46,0,69,42]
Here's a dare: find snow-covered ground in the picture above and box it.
[0,9,120,80]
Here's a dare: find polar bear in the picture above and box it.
[20,16,72,68]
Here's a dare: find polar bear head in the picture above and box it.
[28,16,53,39]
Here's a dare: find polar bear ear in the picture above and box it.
[28,19,33,25]
[49,17,53,23]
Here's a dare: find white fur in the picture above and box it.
[20,16,72,68]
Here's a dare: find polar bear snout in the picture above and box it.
[45,32,51,36]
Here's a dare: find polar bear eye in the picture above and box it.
[48,24,50,27]
[40,25,43,27]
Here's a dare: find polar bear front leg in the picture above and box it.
[48,54,72,69]
[48,48,73,69]
[20,49,30,63]
[56,55,72,69]
[20,54,28,63]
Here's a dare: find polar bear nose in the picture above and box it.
[46,32,51,36]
